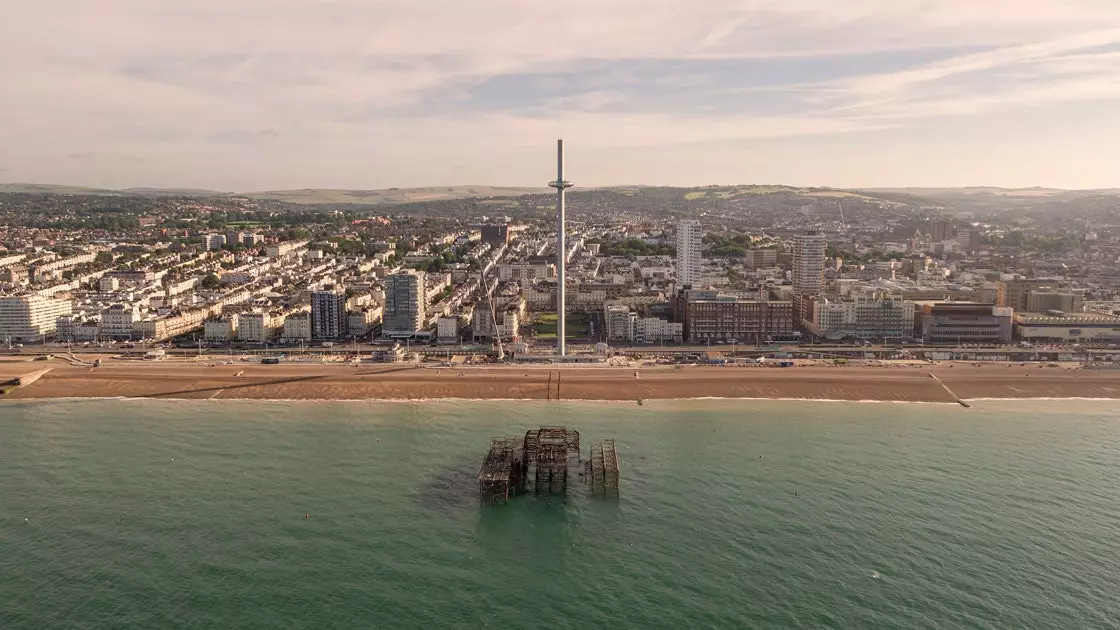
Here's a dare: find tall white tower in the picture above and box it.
[676,219,702,287]
[548,139,573,356]
[792,232,828,295]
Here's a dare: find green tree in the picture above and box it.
[200,273,220,289]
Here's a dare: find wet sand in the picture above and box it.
[2,360,1119,402]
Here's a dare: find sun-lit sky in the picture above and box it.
[2,1,1120,191]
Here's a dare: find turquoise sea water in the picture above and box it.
[2,399,1120,629]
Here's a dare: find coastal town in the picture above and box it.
[1,181,1120,400]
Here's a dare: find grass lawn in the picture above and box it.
[533,313,590,339]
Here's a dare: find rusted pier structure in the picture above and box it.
[477,426,619,504]
[587,439,620,496]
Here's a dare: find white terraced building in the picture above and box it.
[0,295,73,341]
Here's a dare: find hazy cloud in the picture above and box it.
[2,1,1119,189]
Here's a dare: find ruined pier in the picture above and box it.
[477,426,620,505]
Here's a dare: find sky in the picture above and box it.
[2,1,1120,191]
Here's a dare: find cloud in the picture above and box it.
[1,1,1120,188]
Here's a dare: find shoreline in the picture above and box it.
[2,360,1119,403]
[5,396,1119,405]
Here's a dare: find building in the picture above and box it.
[956,228,981,250]
[383,271,428,338]
[604,305,636,342]
[808,294,916,342]
[282,312,312,341]
[481,224,510,246]
[100,304,138,339]
[635,317,682,344]
[676,219,702,287]
[437,316,460,343]
[236,311,274,343]
[203,234,226,251]
[791,232,827,296]
[603,304,682,344]
[744,249,778,269]
[997,278,1053,312]
[0,295,73,341]
[917,302,1013,344]
[1,265,30,287]
[685,297,794,343]
[1015,311,1120,343]
[204,314,239,342]
[1026,291,1083,314]
[498,263,555,281]
[347,307,383,337]
[98,276,120,292]
[472,305,519,342]
[932,220,955,243]
[266,241,307,259]
[311,289,348,340]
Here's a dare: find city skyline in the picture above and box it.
[3,2,1120,191]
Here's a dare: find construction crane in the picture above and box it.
[486,275,505,361]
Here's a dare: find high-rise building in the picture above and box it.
[203,234,226,251]
[791,232,827,296]
[676,220,702,287]
[932,220,955,243]
[480,224,509,246]
[311,289,347,340]
[0,295,73,341]
[383,271,428,338]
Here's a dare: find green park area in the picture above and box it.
[532,313,590,339]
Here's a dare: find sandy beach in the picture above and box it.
[2,359,1119,402]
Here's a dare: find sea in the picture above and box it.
[2,398,1119,629]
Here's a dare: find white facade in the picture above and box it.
[676,220,702,287]
[636,317,683,344]
[265,241,307,258]
[437,316,459,341]
[237,312,273,343]
[0,295,73,341]
[203,234,226,251]
[100,304,138,339]
[811,295,916,341]
[605,305,636,342]
[605,304,682,344]
[498,263,555,281]
[348,307,383,337]
[792,232,827,296]
[204,314,239,342]
[282,313,312,341]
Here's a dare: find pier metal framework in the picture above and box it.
[477,426,617,504]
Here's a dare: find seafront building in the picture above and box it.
[1014,311,1120,343]
[808,294,916,342]
[917,302,1014,344]
[676,220,702,287]
[311,289,347,340]
[684,296,794,344]
[0,295,73,341]
[383,270,428,339]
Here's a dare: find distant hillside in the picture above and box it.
[0,183,549,204]
[240,186,551,205]
[0,183,125,195]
